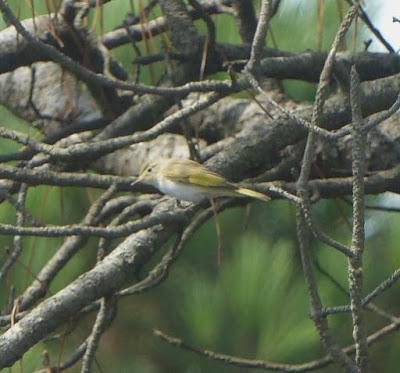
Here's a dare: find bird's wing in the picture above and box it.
[163,160,232,188]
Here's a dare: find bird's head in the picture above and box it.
[131,160,162,187]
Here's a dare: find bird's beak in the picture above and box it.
[131,175,143,187]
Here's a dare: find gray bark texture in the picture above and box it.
[0,1,399,372]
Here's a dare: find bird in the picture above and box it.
[132,158,269,203]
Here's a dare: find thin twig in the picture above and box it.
[0,92,227,163]
[118,199,237,297]
[344,0,395,52]
[80,297,116,373]
[348,65,368,371]
[19,184,119,310]
[363,267,400,306]
[296,211,356,372]
[0,184,28,282]
[231,0,257,44]
[246,0,273,73]
[153,316,400,372]
[154,327,326,372]
[295,6,359,372]
[315,260,398,323]
[0,0,237,97]
[188,0,216,50]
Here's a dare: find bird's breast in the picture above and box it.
[157,177,207,203]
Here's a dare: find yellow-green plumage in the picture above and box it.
[235,187,270,202]
[135,158,269,203]
[163,160,229,187]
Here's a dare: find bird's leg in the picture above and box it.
[209,198,223,266]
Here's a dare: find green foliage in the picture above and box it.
[180,234,315,360]
[0,106,38,157]
[1,1,399,372]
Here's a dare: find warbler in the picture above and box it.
[132,158,269,203]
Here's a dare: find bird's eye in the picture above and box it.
[147,167,152,173]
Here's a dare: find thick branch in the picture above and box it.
[0,216,182,367]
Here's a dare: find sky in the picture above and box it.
[371,0,400,52]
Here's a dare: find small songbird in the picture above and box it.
[132,158,269,203]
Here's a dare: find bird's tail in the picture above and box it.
[235,187,270,202]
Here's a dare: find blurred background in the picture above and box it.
[1,1,400,372]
